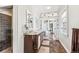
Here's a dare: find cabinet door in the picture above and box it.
[72,28,79,53]
[24,35,34,53]
[33,35,38,52]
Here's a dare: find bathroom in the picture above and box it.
[13,5,68,53]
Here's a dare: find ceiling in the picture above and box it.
[31,5,66,13]
[30,5,66,18]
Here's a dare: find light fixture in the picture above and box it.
[53,13,58,16]
[46,6,51,10]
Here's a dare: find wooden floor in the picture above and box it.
[50,40,66,53]
[39,39,66,53]
[39,33,67,53]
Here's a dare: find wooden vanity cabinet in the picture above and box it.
[24,35,38,53]
[24,31,45,53]
[24,35,33,53]
[72,28,79,53]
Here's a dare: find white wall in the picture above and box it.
[58,6,71,52]
[68,5,79,52]
[31,6,42,31]
[58,5,79,53]
[13,5,32,53]
[13,6,18,53]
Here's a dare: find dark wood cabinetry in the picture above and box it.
[24,32,45,53]
[72,28,79,53]
[24,35,38,53]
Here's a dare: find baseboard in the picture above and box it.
[59,40,70,53]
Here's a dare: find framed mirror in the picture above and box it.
[25,10,33,30]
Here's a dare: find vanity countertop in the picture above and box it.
[24,30,44,35]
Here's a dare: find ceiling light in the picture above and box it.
[53,13,58,16]
[46,6,51,9]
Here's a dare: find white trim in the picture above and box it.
[59,39,70,53]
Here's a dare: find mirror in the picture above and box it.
[25,10,33,30]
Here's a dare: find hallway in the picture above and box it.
[38,34,66,53]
